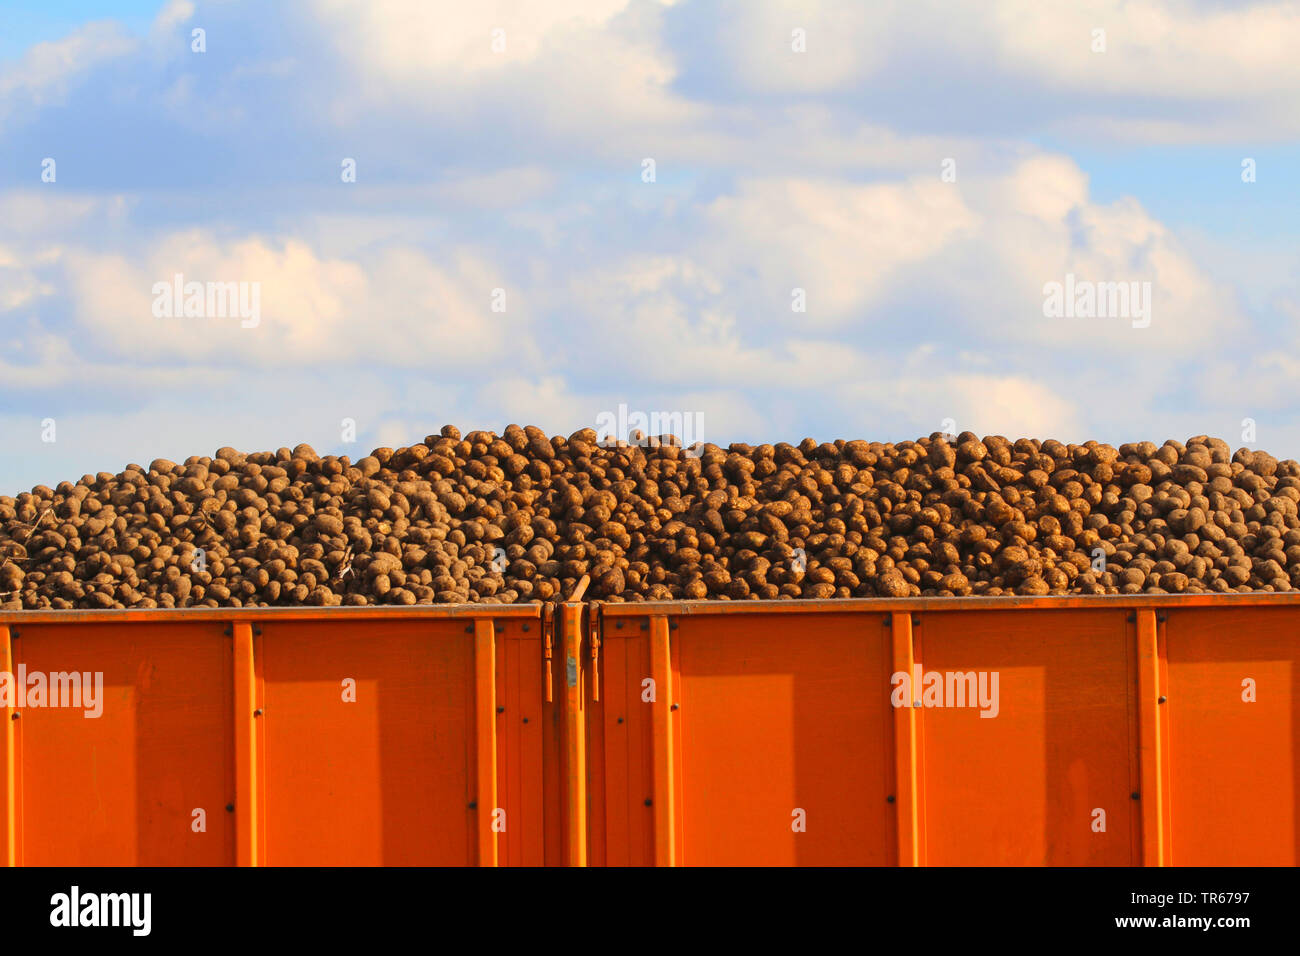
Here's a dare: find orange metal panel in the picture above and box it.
[1135,610,1169,866]
[584,608,607,865]
[890,612,921,866]
[917,609,1138,865]
[233,622,261,866]
[559,603,587,866]
[1165,606,1299,865]
[259,617,476,865]
[474,619,498,867]
[11,621,234,865]
[2,625,16,866]
[649,615,676,867]
[595,610,894,866]
[495,618,546,867]
[2,596,1299,866]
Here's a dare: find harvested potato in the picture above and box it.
[2,430,1298,608]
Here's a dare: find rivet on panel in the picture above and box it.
[644,798,653,807]
[1131,792,1140,800]
[617,717,624,724]
[468,801,477,809]
[10,712,18,720]
[670,703,679,711]
[225,804,234,813]
[522,623,530,632]
[1158,696,1167,704]
[615,621,624,629]
[253,708,263,717]
[886,795,895,803]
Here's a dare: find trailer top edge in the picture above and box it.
[0,603,545,624]
[590,592,1300,615]
[5,591,1299,624]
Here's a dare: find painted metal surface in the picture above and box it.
[1,594,1296,865]
[583,595,1299,866]
[0,606,551,865]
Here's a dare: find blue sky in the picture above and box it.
[0,1,157,59]
[2,0,1299,492]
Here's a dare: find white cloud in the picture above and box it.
[58,232,538,370]
[700,176,978,325]
[0,21,135,125]
[707,0,891,92]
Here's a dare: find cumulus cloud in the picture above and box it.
[0,21,135,125]
[674,0,1300,141]
[0,0,1297,492]
[56,232,536,371]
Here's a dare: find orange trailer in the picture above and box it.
[2,594,1296,866]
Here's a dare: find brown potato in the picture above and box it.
[3,432,1299,607]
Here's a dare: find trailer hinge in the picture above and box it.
[588,603,601,703]
[542,604,555,704]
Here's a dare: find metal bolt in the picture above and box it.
[886,795,896,803]
[497,706,505,714]
[615,621,623,630]
[1158,696,1167,704]
[225,804,234,813]
[1131,792,1140,800]
[617,717,624,724]
[522,717,529,724]
[465,625,473,633]
[640,621,648,630]
[644,798,653,807]
[253,708,263,717]
[522,623,530,632]
[10,712,18,720]
[468,801,477,809]
[670,703,679,711]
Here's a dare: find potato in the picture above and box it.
[3,430,1299,607]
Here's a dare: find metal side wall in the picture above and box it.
[3,594,1297,865]
[0,606,551,866]
[585,596,1300,866]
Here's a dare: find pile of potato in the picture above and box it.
[2,427,1298,609]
